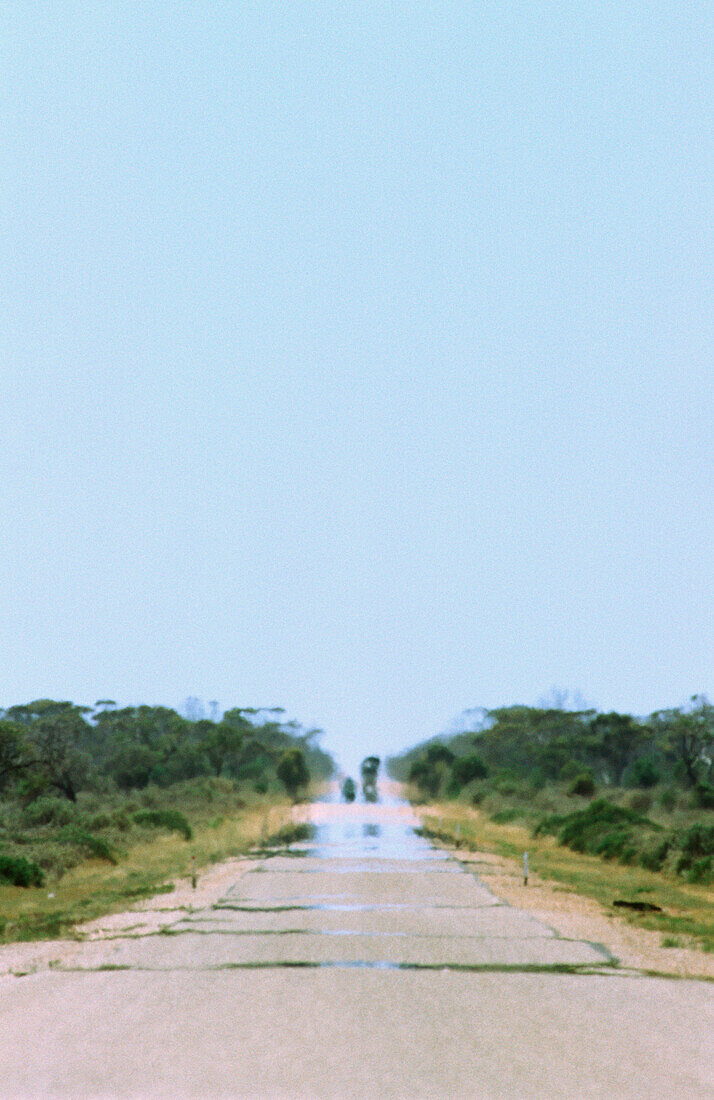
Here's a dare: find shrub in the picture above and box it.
[568,773,595,797]
[640,840,670,872]
[451,753,489,786]
[659,786,677,813]
[535,799,659,865]
[134,809,192,840]
[114,812,132,833]
[684,857,712,884]
[626,759,661,789]
[138,785,161,808]
[527,767,547,793]
[676,824,714,875]
[267,822,314,846]
[593,828,630,860]
[425,744,455,767]
[22,797,77,828]
[0,853,44,887]
[408,758,441,799]
[445,777,462,799]
[490,809,518,824]
[626,790,652,814]
[693,784,714,810]
[559,760,581,784]
[59,828,117,863]
[276,749,310,800]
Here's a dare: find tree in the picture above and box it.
[201,720,251,777]
[425,744,455,767]
[451,753,489,786]
[276,748,309,800]
[92,705,191,788]
[589,712,647,786]
[653,697,714,787]
[0,720,35,790]
[26,704,93,801]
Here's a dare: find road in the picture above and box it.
[0,794,712,1097]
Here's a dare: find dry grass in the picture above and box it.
[0,799,297,943]
[419,802,714,954]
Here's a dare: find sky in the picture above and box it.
[1,2,712,774]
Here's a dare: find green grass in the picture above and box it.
[133,809,193,840]
[419,802,714,952]
[0,789,300,944]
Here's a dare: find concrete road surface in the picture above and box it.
[0,794,712,1097]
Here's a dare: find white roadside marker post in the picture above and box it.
[523,851,529,887]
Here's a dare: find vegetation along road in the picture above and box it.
[0,789,712,1097]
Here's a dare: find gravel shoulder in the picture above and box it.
[2,795,712,982]
[0,855,257,978]
[453,846,714,980]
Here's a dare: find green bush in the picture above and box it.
[659,786,677,813]
[113,812,131,833]
[490,808,519,824]
[626,759,661,789]
[676,824,714,875]
[266,822,314,846]
[640,840,670,872]
[59,828,117,864]
[138,785,161,809]
[626,790,652,814]
[693,784,714,809]
[535,799,659,864]
[445,776,462,799]
[559,760,581,784]
[276,749,310,800]
[0,853,44,887]
[685,857,713,883]
[593,828,630,860]
[408,758,441,799]
[451,753,489,786]
[527,767,547,793]
[22,797,77,828]
[134,809,192,840]
[568,773,595,797]
[494,775,519,796]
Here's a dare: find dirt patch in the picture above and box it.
[453,847,714,980]
[0,856,257,978]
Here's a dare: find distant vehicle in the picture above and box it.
[341,776,357,802]
[360,756,380,802]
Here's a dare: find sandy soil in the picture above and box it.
[0,855,258,978]
[2,792,711,981]
[453,846,714,980]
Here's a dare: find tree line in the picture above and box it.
[0,699,335,804]
[388,696,714,805]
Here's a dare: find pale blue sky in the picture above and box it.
[2,3,712,772]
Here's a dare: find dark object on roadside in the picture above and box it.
[612,899,663,912]
[361,756,380,802]
[341,777,357,802]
